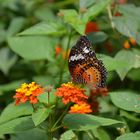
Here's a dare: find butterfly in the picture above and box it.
[68,35,107,89]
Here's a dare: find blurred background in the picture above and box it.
[0,0,140,123]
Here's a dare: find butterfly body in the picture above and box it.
[68,36,107,88]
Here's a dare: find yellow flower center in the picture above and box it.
[15,82,40,96]
[63,82,81,89]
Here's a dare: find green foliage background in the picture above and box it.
[0,0,140,140]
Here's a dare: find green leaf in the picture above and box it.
[116,132,140,140]
[0,134,4,139]
[0,0,19,11]
[19,22,66,36]
[8,36,57,61]
[63,114,122,131]
[113,16,138,39]
[11,128,48,140]
[0,80,26,92]
[114,50,135,80]
[0,116,35,135]
[83,0,111,22]
[38,92,48,104]
[60,130,77,140]
[132,49,140,68]
[98,55,127,72]
[118,4,140,22]
[0,48,17,75]
[69,19,85,35]
[60,9,86,34]
[110,91,140,113]
[133,56,140,68]
[87,32,108,44]
[132,48,140,56]
[38,91,56,104]
[7,17,25,37]
[32,108,51,126]
[79,0,96,8]
[61,9,78,22]
[0,29,6,43]
[33,75,54,86]
[127,68,140,81]
[35,6,56,21]
[0,102,33,124]
[92,127,111,140]
[120,110,140,122]
[135,32,140,46]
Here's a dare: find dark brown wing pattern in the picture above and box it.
[68,36,107,88]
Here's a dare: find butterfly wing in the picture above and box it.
[68,36,107,88]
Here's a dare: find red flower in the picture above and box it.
[89,87,108,113]
[90,87,108,97]
[55,45,62,56]
[85,22,99,34]
[114,11,122,16]
[90,98,100,113]
[104,41,113,53]
[118,0,127,4]
[55,44,70,59]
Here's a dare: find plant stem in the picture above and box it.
[51,125,63,132]
[31,104,36,111]
[87,131,98,140]
[48,31,72,138]
[48,91,50,104]
[52,103,71,129]
[47,91,53,140]
[107,5,115,29]
[58,29,73,85]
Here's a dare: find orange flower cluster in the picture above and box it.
[56,82,92,114]
[13,82,44,105]
[69,103,92,114]
[123,37,137,49]
[56,82,88,104]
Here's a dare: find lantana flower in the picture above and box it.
[56,82,93,114]
[69,103,92,114]
[13,82,44,105]
[56,82,88,105]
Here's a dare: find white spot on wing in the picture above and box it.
[69,54,84,62]
[83,47,90,53]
